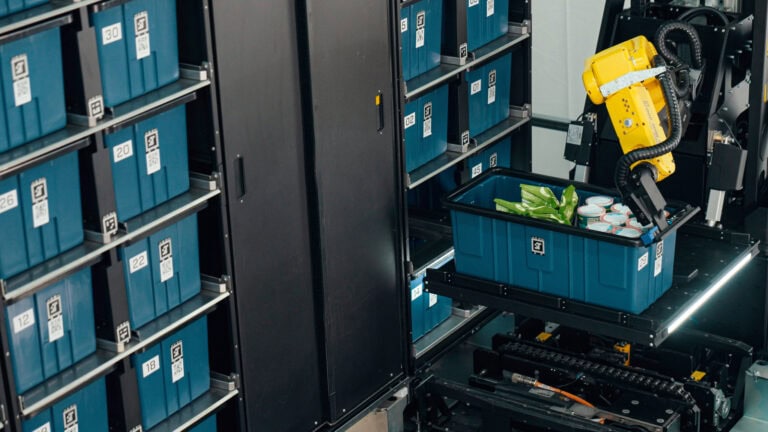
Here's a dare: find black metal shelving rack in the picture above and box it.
[0,1,244,431]
[394,0,533,368]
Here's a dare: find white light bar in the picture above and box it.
[667,253,755,334]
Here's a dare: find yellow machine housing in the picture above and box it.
[583,36,676,182]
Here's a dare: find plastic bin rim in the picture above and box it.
[90,0,135,13]
[0,14,72,45]
[442,167,700,247]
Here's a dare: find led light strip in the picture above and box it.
[667,253,755,334]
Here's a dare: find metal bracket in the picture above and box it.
[201,274,231,294]
[211,372,238,391]
[509,20,530,36]
[191,171,221,191]
[180,63,209,81]
[599,66,667,98]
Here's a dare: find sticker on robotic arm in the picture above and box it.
[31,178,49,228]
[46,294,64,343]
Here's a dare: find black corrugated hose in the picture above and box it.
[614,56,683,193]
[654,21,703,99]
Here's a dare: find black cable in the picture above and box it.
[614,56,683,193]
[654,21,703,69]
[678,6,730,25]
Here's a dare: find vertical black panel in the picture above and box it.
[302,0,405,422]
[210,2,324,431]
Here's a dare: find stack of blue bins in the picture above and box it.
[91,0,180,107]
[465,53,511,138]
[5,269,96,394]
[0,18,67,152]
[466,0,509,52]
[0,0,48,18]
[118,213,201,330]
[21,377,109,432]
[400,0,443,81]
[105,103,190,222]
[410,273,451,342]
[132,317,211,429]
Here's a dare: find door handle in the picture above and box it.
[376,92,385,133]
[235,155,246,202]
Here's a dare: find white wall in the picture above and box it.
[530,0,630,177]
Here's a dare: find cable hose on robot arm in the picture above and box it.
[615,56,683,193]
[654,21,703,69]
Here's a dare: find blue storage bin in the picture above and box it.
[404,84,448,173]
[91,0,179,107]
[107,104,190,221]
[401,0,443,81]
[425,292,451,332]
[467,137,512,178]
[5,268,96,394]
[189,415,217,432]
[410,276,426,341]
[445,169,694,314]
[0,0,47,18]
[466,0,509,52]
[22,377,109,432]
[0,151,84,280]
[0,23,66,153]
[465,53,511,137]
[119,214,201,329]
[132,317,210,430]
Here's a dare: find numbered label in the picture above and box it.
[13,309,35,334]
[468,0,480,7]
[102,23,123,45]
[159,238,174,282]
[471,80,482,95]
[113,140,134,163]
[404,112,416,129]
[0,189,18,214]
[428,293,438,308]
[32,423,51,432]
[170,341,185,383]
[471,163,483,178]
[129,251,149,273]
[400,18,408,33]
[411,283,423,301]
[487,0,495,16]
[142,355,160,378]
[47,295,64,343]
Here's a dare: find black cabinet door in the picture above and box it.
[210,2,325,431]
[303,0,405,421]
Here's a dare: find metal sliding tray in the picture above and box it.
[425,227,759,347]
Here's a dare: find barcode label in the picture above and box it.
[411,284,423,301]
[14,77,31,106]
[488,85,496,104]
[404,112,416,129]
[11,54,28,80]
[47,295,64,343]
[31,178,49,228]
[136,33,151,59]
[415,11,425,48]
[638,252,649,271]
[428,293,438,307]
[170,341,184,383]
[113,140,134,163]
[471,163,483,178]
[159,238,174,282]
[142,355,160,378]
[415,29,425,48]
[471,80,482,95]
[145,129,161,174]
[654,241,664,277]
[13,309,35,333]
[423,102,433,138]
[134,11,151,59]
[102,23,123,45]
[0,189,18,214]
[487,0,495,16]
[63,405,78,432]
[129,251,149,273]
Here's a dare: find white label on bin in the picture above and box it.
[145,129,161,175]
[415,11,425,48]
[31,178,49,228]
[469,0,480,7]
[32,423,51,432]
[113,140,134,163]
[487,0,495,16]
[14,77,31,107]
[471,163,483,178]
[134,11,151,60]
[159,238,174,282]
[489,152,498,168]
[11,54,28,80]
[411,283,423,301]
[638,251,649,271]
[428,293,438,308]
[0,189,18,214]
[142,355,160,378]
[471,79,482,95]
[47,295,64,343]
[488,84,496,104]
[170,341,184,383]
[654,240,664,277]
[404,112,416,129]
[12,308,35,334]
[63,405,78,432]
[415,29,425,48]
[531,237,546,256]
[129,251,149,273]
[401,18,408,33]
[423,102,433,138]
[102,23,123,45]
